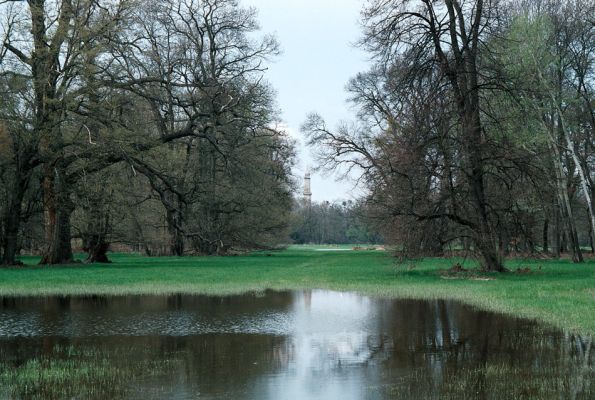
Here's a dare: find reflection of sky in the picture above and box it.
[0,291,388,399]
[0,292,590,399]
[260,291,383,400]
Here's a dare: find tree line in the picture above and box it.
[0,0,294,265]
[304,0,595,271]
[289,199,382,245]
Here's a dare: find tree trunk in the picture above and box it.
[588,197,595,253]
[445,2,505,272]
[542,217,549,254]
[1,169,28,265]
[565,218,583,263]
[559,190,583,263]
[82,213,111,263]
[560,231,567,254]
[39,165,75,265]
[463,97,504,272]
[556,105,595,251]
[553,206,561,259]
[589,218,595,254]
[2,203,23,266]
[166,207,185,256]
[193,237,218,255]
[83,234,111,263]
[129,210,151,256]
[549,141,583,263]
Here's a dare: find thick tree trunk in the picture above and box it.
[2,187,25,265]
[28,0,74,266]
[443,2,505,272]
[167,208,185,256]
[82,216,111,263]
[83,234,111,263]
[1,160,32,266]
[39,165,75,265]
[2,203,23,266]
[476,232,503,272]
[463,99,504,272]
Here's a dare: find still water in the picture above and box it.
[0,290,592,399]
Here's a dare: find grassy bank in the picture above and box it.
[2,246,594,335]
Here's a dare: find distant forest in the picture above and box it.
[289,200,382,245]
[1,0,594,272]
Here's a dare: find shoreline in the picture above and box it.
[0,249,593,335]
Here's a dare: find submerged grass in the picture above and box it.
[0,346,130,400]
[1,247,594,335]
[377,364,594,400]
[0,344,183,400]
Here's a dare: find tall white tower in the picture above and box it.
[303,171,312,205]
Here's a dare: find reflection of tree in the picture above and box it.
[371,299,594,399]
[568,336,592,400]
[0,293,592,399]
[0,292,298,397]
[150,334,292,397]
[0,334,293,399]
[0,292,295,334]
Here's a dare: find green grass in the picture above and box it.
[0,345,171,400]
[376,364,593,399]
[2,247,595,335]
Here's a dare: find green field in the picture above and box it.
[2,246,594,335]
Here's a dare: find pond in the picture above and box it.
[0,290,592,399]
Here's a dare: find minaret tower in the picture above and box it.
[303,171,312,205]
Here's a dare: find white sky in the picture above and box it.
[243,0,369,202]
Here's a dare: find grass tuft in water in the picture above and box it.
[0,345,173,400]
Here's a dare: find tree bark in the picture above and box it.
[460,71,504,272]
[553,206,561,259]
[2,201,23,266]
[1,165,29,265]
[82,206,111,263]
[547,128,583,262]
[2,200,23,266]
[556,106,595,253]
[39,165,75,265]
[589,215,595,254]
[166,206,185,256]
[542,217,549,254]
[438,0,504,272]
[83,234,111,263]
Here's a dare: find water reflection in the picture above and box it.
[0,291,592,399]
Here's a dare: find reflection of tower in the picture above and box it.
[303,171,312,205]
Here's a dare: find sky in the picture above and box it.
[243,0,370,202]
